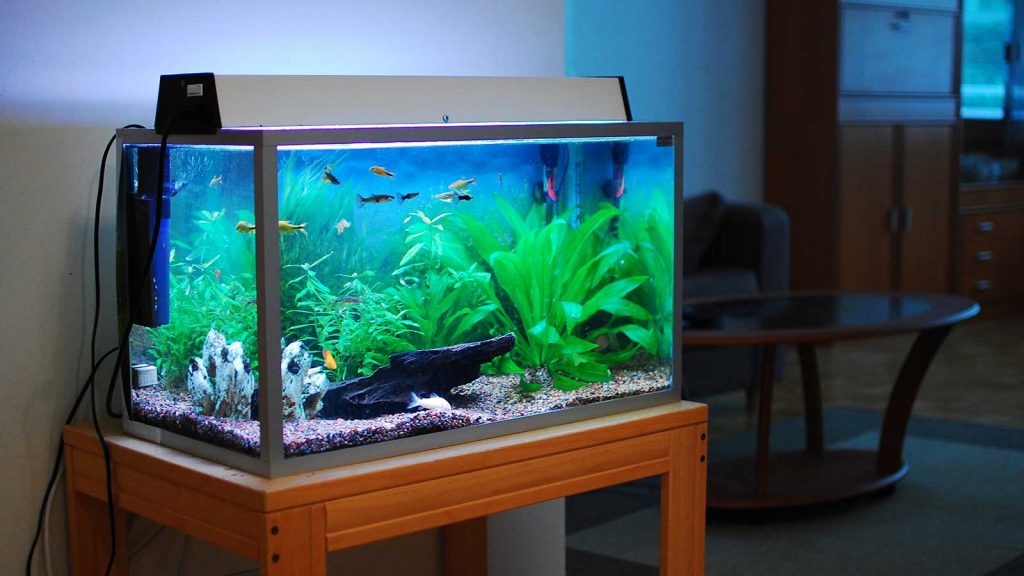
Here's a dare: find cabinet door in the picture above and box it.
[839,125,895,291]
[900,125,953,292]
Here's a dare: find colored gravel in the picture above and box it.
[130,361,671,458]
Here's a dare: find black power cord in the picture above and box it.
[93,111,181,576]
[23,117,179,576]
[24,346,118,576]
[25,122,143,576]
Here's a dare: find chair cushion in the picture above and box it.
[683,190,726,275]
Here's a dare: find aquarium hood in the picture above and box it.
[207,75,631,128]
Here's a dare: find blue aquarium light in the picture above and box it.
[231,119,627,132]
[131,144,254,152]
[278,135,649,152]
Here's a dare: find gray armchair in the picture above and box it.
[681,197,790,399]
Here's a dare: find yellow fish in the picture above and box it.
[370,166,395,178]
[235,220,256,234]
[336,218,351,235]
[323,349,337,371]
[278,220,307,234]
[448,177,476,191]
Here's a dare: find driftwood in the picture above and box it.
[320,333,516,419]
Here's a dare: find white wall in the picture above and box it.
[566,0,765,202]
[0,2,564,574]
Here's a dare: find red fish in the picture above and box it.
[214,268,221,282]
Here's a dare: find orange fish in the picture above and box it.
[323,349,337,371]
[370,166,395,178]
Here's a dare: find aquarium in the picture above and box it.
[117,122,683,476]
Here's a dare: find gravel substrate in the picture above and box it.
[130,361,670,457]
[131,388,262,455]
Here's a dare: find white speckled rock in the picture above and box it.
[201,327,227,379]
[281,341,311,420]
[186,357,216,415]
[302,368,330,419]
[214,341,254,420]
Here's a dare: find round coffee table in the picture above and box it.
[682,292,979,510]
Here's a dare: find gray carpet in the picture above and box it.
[565,409,1024,576]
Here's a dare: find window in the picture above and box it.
[961,0,1013,119]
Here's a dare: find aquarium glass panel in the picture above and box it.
[124,144,260,455]
[275,134,675,458]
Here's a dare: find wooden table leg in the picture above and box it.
[260,506,326,576]
[660,425,707,576]
[798,343,825,455]
[877,325,953,476]
[66,448,130,576]
[443,517,488,576]
[65,492,130,576]
[755,344,778,496]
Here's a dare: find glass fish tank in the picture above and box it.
[117,121,683,476]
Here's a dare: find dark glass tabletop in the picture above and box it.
[682,292,979,345]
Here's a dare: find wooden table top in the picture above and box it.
[64,402,707,513]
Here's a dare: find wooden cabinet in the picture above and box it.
[959,185,1024,310]
[766,0,960,292]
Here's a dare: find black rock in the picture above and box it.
[320,333,515,419]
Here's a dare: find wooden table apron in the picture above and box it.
[63,402,708,576]
[681,292,978,510]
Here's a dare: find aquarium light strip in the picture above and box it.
[128,144,255,151]
[229,120,625,131]
[277,136,651,152]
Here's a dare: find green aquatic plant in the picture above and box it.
[458,200,652,391]
[147,259,258,390]
[617,189,674,361]
[173,208,257,280]
[283,253,417,380]
[276,149,374,274]
[388,210,498,350]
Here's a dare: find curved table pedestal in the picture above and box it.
[709,451,908,509]
[708,324,953,510]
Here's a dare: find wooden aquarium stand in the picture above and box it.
[64,402,708,575]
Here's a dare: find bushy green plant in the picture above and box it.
[147,259,258,390]
[457,200,652,390]
[148,206,259,390]
[283,253,417,381]
[617,190,674,361]
[387,211,498,350]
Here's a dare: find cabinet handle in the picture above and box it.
[901,206,913,231]
[976,221,995,232]
[977,250,994,262]
[889,207,901,233]
[975,280,993,291]
[889,206,913,232]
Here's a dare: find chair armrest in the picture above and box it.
[701,202,790,292]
